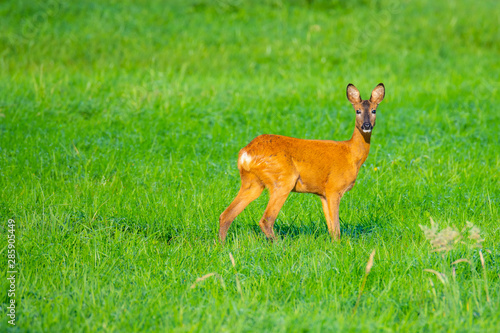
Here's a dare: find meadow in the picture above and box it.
[0,0,499,331]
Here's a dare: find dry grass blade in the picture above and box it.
[479,250,490,303]
[479,250,485,268]
[353,249,376,315]
[428,278,438,301]
[229,253,243,298]
[190,273,216,289]
[451,258,470,266]
[366,250,376,274]
[229,252,236,267]
[72,141,80,155]
[424,269,446,284]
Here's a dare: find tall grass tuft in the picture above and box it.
[420,218,491,316]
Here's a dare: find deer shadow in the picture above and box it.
[246,215,384,240]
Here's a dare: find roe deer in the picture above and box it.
[219,83,385,242]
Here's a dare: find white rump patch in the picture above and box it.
[239,151,253,171]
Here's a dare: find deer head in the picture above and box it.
[347,83,385,133]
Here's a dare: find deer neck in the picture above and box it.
[349,126,371,168]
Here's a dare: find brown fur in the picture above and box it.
[219,83,385,242]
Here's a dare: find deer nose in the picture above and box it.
[362,122,371,130]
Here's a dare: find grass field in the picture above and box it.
[1,0,499,331]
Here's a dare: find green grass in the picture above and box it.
[1,0,499,331]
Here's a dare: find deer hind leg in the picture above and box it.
[321,194,341,241]
[258,190,290,240]
[257,163,297,240]
[219,172,264,242]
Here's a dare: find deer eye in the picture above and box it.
[356,110,361,114]
[371,110,376,114]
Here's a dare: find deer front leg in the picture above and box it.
[320,194,341,241]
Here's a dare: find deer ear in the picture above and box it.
[346,84,361,105]
[370,83,385,104]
